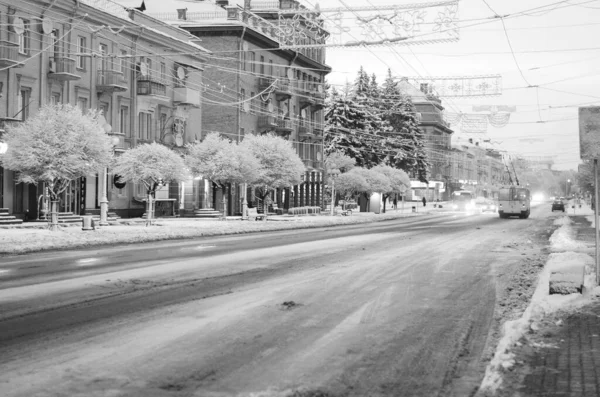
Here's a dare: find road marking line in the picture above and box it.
[76,258,100,266]
[194,245,216,250]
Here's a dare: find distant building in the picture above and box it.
[398,79,454,200]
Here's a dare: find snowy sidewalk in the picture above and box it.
[0,205,447,256]
[479,202,600,396]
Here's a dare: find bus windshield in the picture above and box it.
[453,192,473,201]
[499,187,530,201]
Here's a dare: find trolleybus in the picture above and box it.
[498,186,531,219]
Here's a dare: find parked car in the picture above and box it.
[551,199,565,212]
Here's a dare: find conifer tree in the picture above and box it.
[324,86,378,168]
[380,69,429,182]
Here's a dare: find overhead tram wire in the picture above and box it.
[10,0,596,130]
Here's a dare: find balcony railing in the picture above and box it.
[298,125,314,139]
[173,86,201,107]
[275,118,292,133]
[302,159,313,168]
[137,77,167,97]
[274,78,292,100]
[0,42,20,68]
[48,57,80,81]
[258,115,277,128]
[313,92,325,110]
[0,117,22,133]
[258,77,276,91]
[313,126,324,138]
[96,70,127,93]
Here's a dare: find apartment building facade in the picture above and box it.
[148,0,330,215]
[0,0,207,219]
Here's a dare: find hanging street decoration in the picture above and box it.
[443,106,515,133]
[472,105,517,112]
[273,0,460,49]
[402,75,502,97]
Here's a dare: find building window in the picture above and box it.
[249,52,255,73]
[160,62,166,83]
[77,97,88,112]
[242,49,246,71]
[260,55,265,76]
[240,89,246,112]
[120,50,128,79]
[51,29,60,58]
[250,91,255,114]
[138,112,152,140]
[120,106,129,137]
[76,36,86,69]
[17,89,31,121]
[98,43,109,71]
[50,93,60,105]
[18,21,30,55]
[269,60,273,76]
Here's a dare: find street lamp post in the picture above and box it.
[566,179,571,197]
[99,134,120,226]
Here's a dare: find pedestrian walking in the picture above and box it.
[422,196,427,207]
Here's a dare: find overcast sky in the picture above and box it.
[310,0,600,170]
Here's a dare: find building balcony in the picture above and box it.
[258,115,277,128]
[302,159,313,169]
[0,117,21,134]
[274,78,292,100]
[48,57,80,81]
[258,77,276,91]
[0,41,20,68]
[299,93,316,109]
[313,91,326,110]
[298,125,314,140]
[313,126,324,138]
[173,85,201,107]
[137,77,168,97]
[275,118,292,134]
[96,70,128,93]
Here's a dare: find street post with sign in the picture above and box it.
[578,106,600,285]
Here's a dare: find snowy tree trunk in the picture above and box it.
[330,179,335,216]
[263,193,268,221]
[382,194,388,213]
[146,193,153,227]
[50,200,59,232]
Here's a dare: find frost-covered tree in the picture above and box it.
[324,87,381,168]
[0,104,113,231]
[112,142,187,225]
[240,133,305,217]
[335,169,370,210]
[371,164,411,212]
[324,151,356,215]
[353,167,392,199]
[185,133,261,217]
[381,69,429,182]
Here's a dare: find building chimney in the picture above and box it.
[177,8,187,20]
[216,0,229,8]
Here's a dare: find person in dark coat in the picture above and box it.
[422,196,427,207]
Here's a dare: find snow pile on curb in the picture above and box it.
[479,214,597,395]
[549,216,586,251]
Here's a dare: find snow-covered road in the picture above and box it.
[0,207,558,397]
